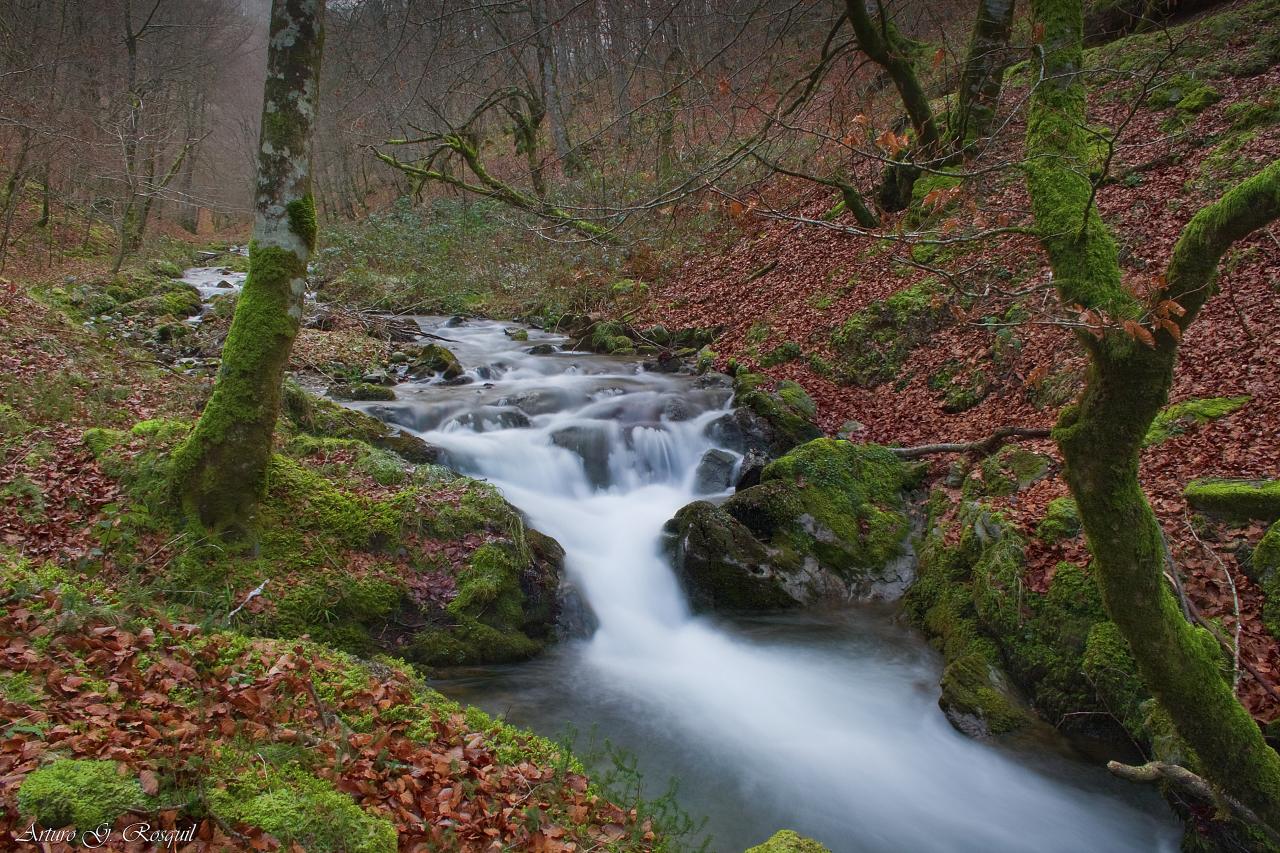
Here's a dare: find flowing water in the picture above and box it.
[354,317,1180,853]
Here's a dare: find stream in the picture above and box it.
[340,315,1180,852]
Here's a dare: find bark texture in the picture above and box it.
[954,0,1017,148]
[169,0,325,529]
[1026,0,1280,830]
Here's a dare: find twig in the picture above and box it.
[1107,760,1280,846]
[226,579,267,621]
[890,426,1052,459]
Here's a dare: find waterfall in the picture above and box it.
[370,318,1178,853]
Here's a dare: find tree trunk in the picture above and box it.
[954,0,1017,150]
[530,0,577,174]
[169,0,325,530]
[843,0,940,152]
[656,45,683,181]
[1025,0,1280,829]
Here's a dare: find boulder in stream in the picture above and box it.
[693,448,738,494]
[406,343,464,380]
[667,439,920,609]
[550,424,612,489]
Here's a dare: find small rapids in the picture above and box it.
[357,318,1179,853]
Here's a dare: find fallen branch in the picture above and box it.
[1107,760,1280,846]
[890,426,1052,459]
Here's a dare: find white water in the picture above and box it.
[363,318,1179,853]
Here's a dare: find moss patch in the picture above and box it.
[831,279,951,388]
[17,759,143,832]
[746,829,832,853]
[208,765,395,853]
[1036,497,1082,543]
[1144,395,1249,446]
[1184,478,1280,523]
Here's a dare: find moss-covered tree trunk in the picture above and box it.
[169,0,324,529]
[953,0,1017,148]
[1026,0,1280,829]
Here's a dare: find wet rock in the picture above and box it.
[730,372,823,457]
[550,424,612,489]
[735,449,769,490]
[693,448,738,494]
[522,528,566,639]
[441,375,474,386]
[500,388,565,416]
[443,315,468,328]
[328,382,397,402]
[663,501,796,611]
[372,430,438,465]
[444,407,531,433]
[661,396,692,422]
[527,343,558,356]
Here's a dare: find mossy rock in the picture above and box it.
[1144,395,1249,446]
[406,343,463,380]
[970,446,1052,498]
[1256,521,1280,639]
[145,258,186,278]
[745,829,831,853]
[120,282,203,318]
[663,500,798,611]
[17,759,144,831]
[906,172,962,227]
[729,372,823,457]
[283,381,436,464]
[905,494,1144,740]
[1184,478,1280,523]
[1036,497,1082,543]
[328,382,397,402]
[208,769,395,853]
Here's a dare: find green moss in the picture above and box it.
[286,196,318,252]
[1148,75,1220,113]
[1184,478,1280,522]
[732,372,823,454]
[120,282,203,318]
[1036,497,1081,543]
[145,258,186,278]
[168,242,309,527]
[907,172,963,227]
[327,382,396,402]
[971,446,1051,497]
[745,829,832,853]
[208,769,394,853]
[83,427,128,457]
[1082,621,1152,737]
[1224,90,1280,134]
[745,440,912,582]
[760,341,802,367]
[1143,395,1249,446]
[17,759,143,831]
[407,343,463,379]
[1257,522,1280,639]
[830,279,951,387]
